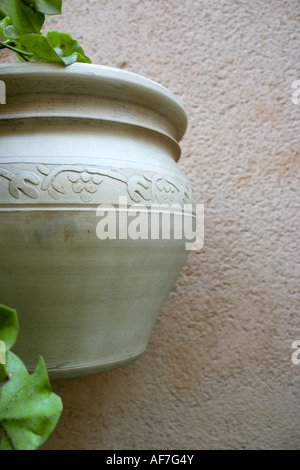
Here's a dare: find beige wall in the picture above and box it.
[1,0,299,450]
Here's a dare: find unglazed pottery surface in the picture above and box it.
[0,63,194,378]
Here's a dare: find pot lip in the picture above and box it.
[0,62,188,141]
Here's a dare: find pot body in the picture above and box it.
[0,63,194,378]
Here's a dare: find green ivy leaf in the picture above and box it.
[47,30,91,65]
[12,30,91,65]
[13,32,65,64]
[0,431,14,450]
[0,305,17,386]
[0,352,63,450]
[0,365,9,384]
[0,305,62,449]
[0,305,18,350]
[0,305,17,385]
[0,2,91,66]
[29,0,62,15]
[0,0,45,34]
[0,16,20,39]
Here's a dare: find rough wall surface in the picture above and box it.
[1,0,299,450]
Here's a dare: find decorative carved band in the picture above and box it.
[0,164,195,206]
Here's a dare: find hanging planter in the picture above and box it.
[0,62,195,378]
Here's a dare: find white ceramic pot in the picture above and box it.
[0,63,194,378]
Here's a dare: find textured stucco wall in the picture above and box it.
[1,0,299,450]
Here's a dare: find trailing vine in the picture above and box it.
[0,304,62,450]
[0,0,91,65]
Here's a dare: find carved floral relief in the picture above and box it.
[0,164,195,206]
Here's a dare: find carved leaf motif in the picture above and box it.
[178,185,196,205]
[8,172,40,200]
[0,168,14,181]
[126,173,194,206]
[51,181,67,194]
[127,175,152,203]
[48,187,60,200]
[152,176,178,204]
[20,184,40,200]
[37,165,51,176]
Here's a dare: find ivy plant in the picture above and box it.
[0,0,91,65]
[0,304,62,450]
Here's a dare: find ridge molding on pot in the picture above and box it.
[0,63,195,379]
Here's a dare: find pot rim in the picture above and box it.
[0,62,188,141]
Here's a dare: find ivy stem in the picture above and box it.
[0,41,33,61]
